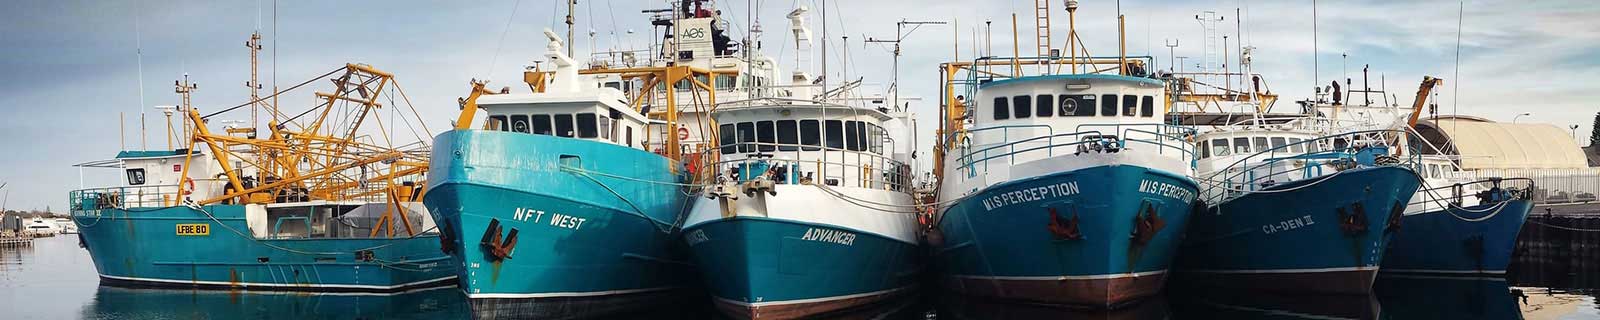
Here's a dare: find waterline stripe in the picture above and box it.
[99,274,455,291]
[1378,268,1505,275]
[715,286,911,308]
[948,270,1167,281]
[1177,266,1378,274]
[466,286,677,299]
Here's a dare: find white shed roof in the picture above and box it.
[1420,117,1588,170]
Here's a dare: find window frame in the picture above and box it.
[825,120,845,149]
[554,114,575,137]
[736,122,756,153]
[800,120,821,151]
[126,168,146,186]
[1012,96,1032,119]
[510,114,531,133]
[992,97,1010,120]
[1232,137,1251,154]
[1122,94,1138,117]
[1060,95,1096,117]
[1035,94,1054,117]
[1211,138,1231,157]
[531,114,553,135]
[1140,95,1155,117]
[756,120,776,152]
[1100,94,1118,116]
[576,113,599,138]
[776,120,799,151]
[719,123,737,154]
[488,115,509,131]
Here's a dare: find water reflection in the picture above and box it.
[80,286,468,320]
[1373,275,1521,320]
[1168,289,1380,319]
[935,294,1169,320]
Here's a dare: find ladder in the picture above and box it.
[1034,0,1051,74]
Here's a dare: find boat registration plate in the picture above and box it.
[176,223,210,236]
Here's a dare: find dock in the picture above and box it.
[1509,202,1600,288]
[0,231,34,247]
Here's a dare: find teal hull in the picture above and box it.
[683,216,918,318]
[424,130,693,318]
[74,205,455,292]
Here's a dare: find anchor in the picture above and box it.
[1131,202,1166,246]
[1336,202,1369,236]
[1047,207,1083,241]
[479,218,519,261]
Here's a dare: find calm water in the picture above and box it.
[3,236,1596,319]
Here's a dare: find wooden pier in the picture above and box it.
[0,231,34,247]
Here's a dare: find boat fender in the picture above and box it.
[1046,207,1083,241]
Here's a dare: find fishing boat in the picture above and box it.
[1313,75,1537,277]
[1174,113,1421,294]
[422,21,730,316]
[68,62,455,293]
[930,2,1198,307]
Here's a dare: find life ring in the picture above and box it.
[181,178,195,195]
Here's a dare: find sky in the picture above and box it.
[1,0,1596,212]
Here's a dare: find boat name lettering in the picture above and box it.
[549,213,587,230]
[512,207,546,222]
[175,223,210,236]
[1138,179,1195,202]
[981,181,1080,211]
[685,229,710,246]
[800,227,855,246]
[513,207,586,230]
[1262,215,1315,234]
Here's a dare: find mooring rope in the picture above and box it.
[1529,220,1600,233]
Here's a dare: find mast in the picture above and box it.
[174,75,197,146]
[246,32,263,133]
[566,0,577,57]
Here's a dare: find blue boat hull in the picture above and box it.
[1175,166,1420,295]
[1381,199,1533,276]
[75,205,455,292]
[683,216,918,319]
[934,165,1197,307]
[424,130,692,318]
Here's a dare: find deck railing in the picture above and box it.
[946,123,1195,177]
[1199,129,1421,205]
[694,142,913,193]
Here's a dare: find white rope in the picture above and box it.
[560,165,710,188]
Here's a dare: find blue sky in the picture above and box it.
[1,0,1596,212]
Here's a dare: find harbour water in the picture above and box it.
[4,235,1597,319]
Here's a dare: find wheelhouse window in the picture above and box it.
[844,121,861,151]
[1269,137,1288,152]
[1199,140,1210,158]
[715,74,737,90]
[992,97,1010,120]
[854,121,869,152]
[1122,94,1138,117]
[1100,94,1118,116]
[126,168,146,185]
[1252,137,1270,153]
[488,115,508,131]
[719,124,736,154]
[1035,95,1054,117]
[1140,96,1155,117]
[510,115,530,133]
[1232,137,1250,154]
[576,113,598,138]
[598,115,612,139]
[800,120,821,151]
[554,114,575,137]
[1210,139,1231,157]
[1012,96,1032,119]
[776,120,799,151]
[1060,95,1095,117]
[757,121,776,152]
[737,122,756,153]
[532,114,552,135]
[825,120,844,149]
[626,127,634,147]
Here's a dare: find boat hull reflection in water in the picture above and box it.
[82,286,468,319]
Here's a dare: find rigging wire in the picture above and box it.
[485,0,525,81]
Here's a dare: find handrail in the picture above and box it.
[695,141,913,193]
[1198,129,1420,204]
